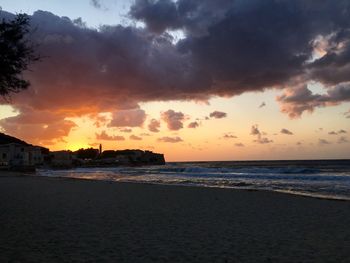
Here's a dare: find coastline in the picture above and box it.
[35,167,350,202]
[50,177,350,202]
[4,170,350,202]
[1,172,347,202]
[1,174,350,262]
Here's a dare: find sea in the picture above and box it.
[37,159,350,201]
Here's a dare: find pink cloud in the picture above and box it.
[187,121,199,128]
[161,110,185,130]
[277,83,350,118]
[148,119,160,132]
[108,109,146,127]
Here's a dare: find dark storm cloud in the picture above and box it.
[12,0,350,111]
[129,0,180,34]
[3,1,350,142]
[21,11,209,111]
[131,0,350,112]
[5,1,350,111]
[129,0,232,36]
[1,9,199,143]
[308,30,350,85]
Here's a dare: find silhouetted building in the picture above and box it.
[0,143,43,167]
[50,151,73,167]
[97,149,165,165]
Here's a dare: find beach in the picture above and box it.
[1,174,350,262]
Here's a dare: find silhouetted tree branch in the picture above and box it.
[0,13,39,99]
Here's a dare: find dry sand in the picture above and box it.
[0,174,350,262]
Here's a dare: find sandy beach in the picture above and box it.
[1,174,350,262]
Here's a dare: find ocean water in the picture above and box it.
[37,159,350,200]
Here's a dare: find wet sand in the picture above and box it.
[0,174,350,262]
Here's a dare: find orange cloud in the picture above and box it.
[130,134,142,141]
[95,131,125,141]
[0,108,76,145]
[158,136,183,143]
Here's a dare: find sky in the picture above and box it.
[0,0,350,161]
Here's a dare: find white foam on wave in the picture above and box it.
[36,161,350,201]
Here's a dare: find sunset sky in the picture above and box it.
[0,0,350,161]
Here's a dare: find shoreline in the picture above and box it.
[3,171,350,202]
[4,171,350,202]
[52,176,350,202]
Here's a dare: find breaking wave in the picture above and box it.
[37,160,350,201]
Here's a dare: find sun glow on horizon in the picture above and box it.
[10,92,346,162]
[64,143,92,152]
